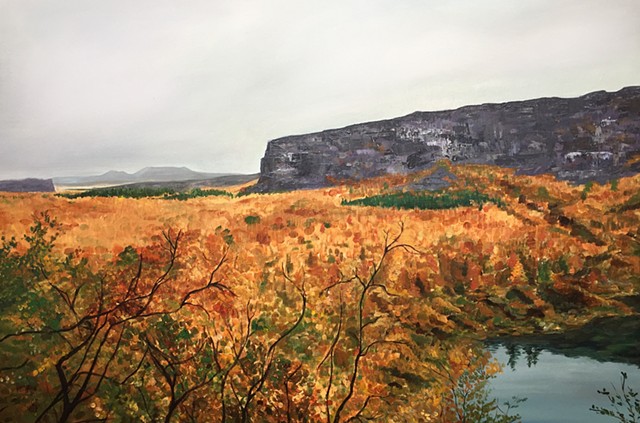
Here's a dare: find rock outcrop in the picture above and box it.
[254,87,640,192]
[0,178,55,192]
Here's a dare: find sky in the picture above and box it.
[0,0,639,179]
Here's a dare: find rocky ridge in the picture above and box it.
[254,87,640,192]
[0,179,55,193]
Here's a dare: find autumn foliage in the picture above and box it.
[0,162,638,422]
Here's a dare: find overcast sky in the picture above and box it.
[0,0,639,179]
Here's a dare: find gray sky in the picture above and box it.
[1,0,639,179]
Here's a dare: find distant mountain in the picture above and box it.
[254,86,640,192]
[54,170,132,187]
[131,166,220,182]
[53,167,233,189]
[0,178,55,192]
[107,173,260,191]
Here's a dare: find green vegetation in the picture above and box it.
[537,260,552,284]
[611,179,619,192]
[581,181,594,201]
[164,188,233,200]
[537,186,550,200]
[236,187,284,197]
[57,186,232,200]
[590,372,639,422]
[616,192,640,213]
[58,186,176,199]
[244,215,261,225]
[342,190,504,210]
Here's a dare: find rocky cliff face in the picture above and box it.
[254,87,640,192]
[0,178,55,192]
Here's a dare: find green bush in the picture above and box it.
[537,260,552,284]
[581,181,594,201]
[537,186,550,200]
[244,215,261,225]
[610,179,619,192]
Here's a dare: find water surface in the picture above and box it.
[488,345,640,423]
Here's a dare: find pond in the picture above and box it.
[487,344,640,423]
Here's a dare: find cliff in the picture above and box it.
[254,86,640,192]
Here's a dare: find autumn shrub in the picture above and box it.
[0,215,528,422]
[0,213,236,421]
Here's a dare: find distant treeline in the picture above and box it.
[342,190,504,210]
[57,187,233,200]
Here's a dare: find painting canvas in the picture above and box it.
[0,1,638,422]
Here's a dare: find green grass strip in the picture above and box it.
[58,187,233,200]
[342,190,503,210]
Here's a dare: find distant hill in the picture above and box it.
[107,173,260,191]
[254,86,640,192]
[0,178,55,192]
[53,167,236,189]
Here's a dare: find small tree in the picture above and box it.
[0,213,232,422]
[319,223,422,422]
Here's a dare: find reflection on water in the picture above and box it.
[487,344,640,423]
[502,344,544,370]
